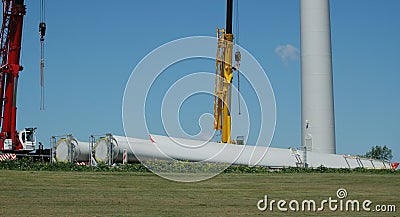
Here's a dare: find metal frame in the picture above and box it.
[50,134,75,163]
[90,133,114,165]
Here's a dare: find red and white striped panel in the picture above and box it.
[123,149,127,164]
[0,153,17,161]
[76,162,88,166]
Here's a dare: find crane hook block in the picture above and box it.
[39,22,46,38]
[234,51,241,71]
[235,51,241,62]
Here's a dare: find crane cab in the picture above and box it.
[2,128,36,152]
[18,128,37,151]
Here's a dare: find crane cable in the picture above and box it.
[39,0,46,110]
[235,0,240,49]
[234,0,241,115]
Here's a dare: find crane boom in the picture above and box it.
[214,0,234,143]
[0,0,35,152]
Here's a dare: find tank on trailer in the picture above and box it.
[53,135,90,162]
[93,134,138,164]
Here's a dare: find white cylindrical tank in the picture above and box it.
[55,137,90,162]
[301,0,336,154]
[93,135,138,163]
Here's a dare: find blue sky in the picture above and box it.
[12,0,399,161]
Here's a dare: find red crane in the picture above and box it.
[0,0,36,152]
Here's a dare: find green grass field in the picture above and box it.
[0,171,398,216]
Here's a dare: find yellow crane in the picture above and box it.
[214,0,240,144]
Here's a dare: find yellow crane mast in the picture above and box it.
[214,0,234,143]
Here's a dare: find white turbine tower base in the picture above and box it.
[301,0,336,154]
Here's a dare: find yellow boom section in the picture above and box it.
[214,28,233,143]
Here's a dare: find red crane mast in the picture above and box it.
[0,0,27,151]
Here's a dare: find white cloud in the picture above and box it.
[274,44,300,65]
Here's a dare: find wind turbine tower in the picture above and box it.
[300,0,336,154]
